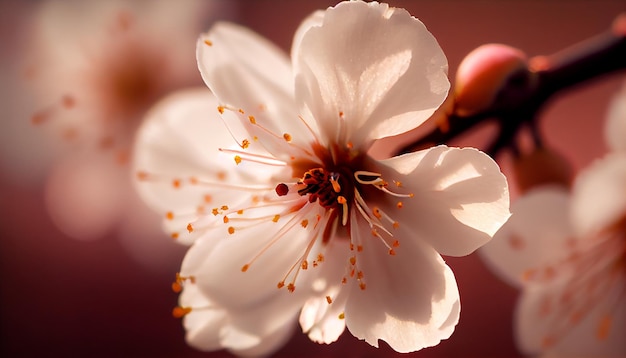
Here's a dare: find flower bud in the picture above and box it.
[513,147,573,193]
[454,44,528,116]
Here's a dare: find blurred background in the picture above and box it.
[1,0,624,357]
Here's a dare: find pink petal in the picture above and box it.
[480,186,575,287]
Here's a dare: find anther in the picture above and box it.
[172,306,192,318]
[234,156,242,165]
[241,264,249,272]
[186,223,194,233]
[275,183,289,196]
[136,171,150,181]
[241,139,250,149]
[326,296,333,304]
[338,313,345,319]
[277,281,285,289]
[287,283,295,292]
[283,133,292,142]
[217,106,225,114]
[62,95,76,109]
[204,39,213,46]
[397,201,404,209]
[301,260,308,270]
[166,212,174,220]
[272,215,280,223]
[248,115,256,124]
[301,219,309,228]
[223,216,229,223]
[172,179,181,188]
[228,227,235,235]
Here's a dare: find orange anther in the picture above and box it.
[221,205,229,210]
[287,283,295,292]
[204,39,213,46]
[248,115,256,124]
[223,216,229,223]
[338,312,345,319]
[217,106,225,114]
[396,201,404,209]
[172,179,181,188]
[186,223,194,233]
[326,296,332,304]
[234,156,242,165]
[283,133,292,142]
[166,212,174,220]
[172,306,192,318]
[170,233,179,239]
[301,219,308,228]
[272,215,280,223]
[171,282,182,293]
[359,282,367,290]
[136,171,149,180]
[277,281,285,289]
[228,227,235,235]
[61,95,76,109]
[301,260,308,270]
[241,264,249,272]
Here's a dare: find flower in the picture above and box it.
[134,1,510,355]
[481,84,626,357]
[22,0,229,269]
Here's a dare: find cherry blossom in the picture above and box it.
[23,0,229,270]
[134,1,510,354]
[481,84,626,357]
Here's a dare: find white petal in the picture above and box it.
[344,211,460,352]
[180,236,302,356]
[605,83,626,152]
[378,146,510,256]
[479,186,576,287]
[293,1,449,147]
[187,202,324,309]
[299,240,350,344]
[197,23,315,160]
[132,88,282,244]
[180,283,227,352]
[570,153,626,237]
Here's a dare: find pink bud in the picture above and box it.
[455,44,528,116]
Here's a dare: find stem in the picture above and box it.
[397,17,626,157]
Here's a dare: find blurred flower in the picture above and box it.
[134,1,510,355]
[481,84,626,357]
[22,0,231,270]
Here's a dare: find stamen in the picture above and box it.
[219,148,286,167]
[204,39,213,46]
